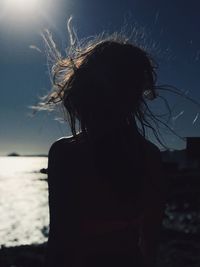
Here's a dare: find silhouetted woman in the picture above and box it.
[45,37,165,267]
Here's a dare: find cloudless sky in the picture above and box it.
[0,0,200,155]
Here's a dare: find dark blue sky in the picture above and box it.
[0,0,200,155]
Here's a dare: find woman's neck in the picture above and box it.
[84,118,139,143]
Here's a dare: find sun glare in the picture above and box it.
[0,0,57,30]
[5,0,41,16]
[6,0,40,14]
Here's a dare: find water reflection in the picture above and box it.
[0,157,49,247]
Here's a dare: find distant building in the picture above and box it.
[186,137,200,169]
[186,137,200,159]
[162,137,200,171]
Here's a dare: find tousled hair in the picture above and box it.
[45,34,161,141]
[38,27,196,149]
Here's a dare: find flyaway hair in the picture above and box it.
[35,20,200,149]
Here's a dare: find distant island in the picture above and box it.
[7,152,47,157]
[7,152,20,157]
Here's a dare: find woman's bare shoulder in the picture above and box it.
[47,137,80,181]
[143,139,161,163]
[144,138,160,153]
[48,134,87,165]
[48,136,76,159]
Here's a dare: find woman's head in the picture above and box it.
[48,36,158,137]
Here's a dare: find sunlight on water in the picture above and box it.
[0,157,49,247]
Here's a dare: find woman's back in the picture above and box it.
[51,124,145,216]
[46,123,164,266]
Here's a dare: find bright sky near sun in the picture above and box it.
[0,0,63,32]
[0,0,200,155]
[1,0,40,21]
[4,0,40,14]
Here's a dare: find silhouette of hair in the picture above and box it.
[45,35,161,140]
[38,23,200,149]
[33,19,200,150]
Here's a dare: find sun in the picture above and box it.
[0,0,60,32]
[5,0,40,15]
[0,0,47,30]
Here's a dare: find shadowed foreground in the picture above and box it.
[0,229,200,267]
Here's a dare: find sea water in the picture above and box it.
[0,157,48,247]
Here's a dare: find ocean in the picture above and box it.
[0,157,48,247]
